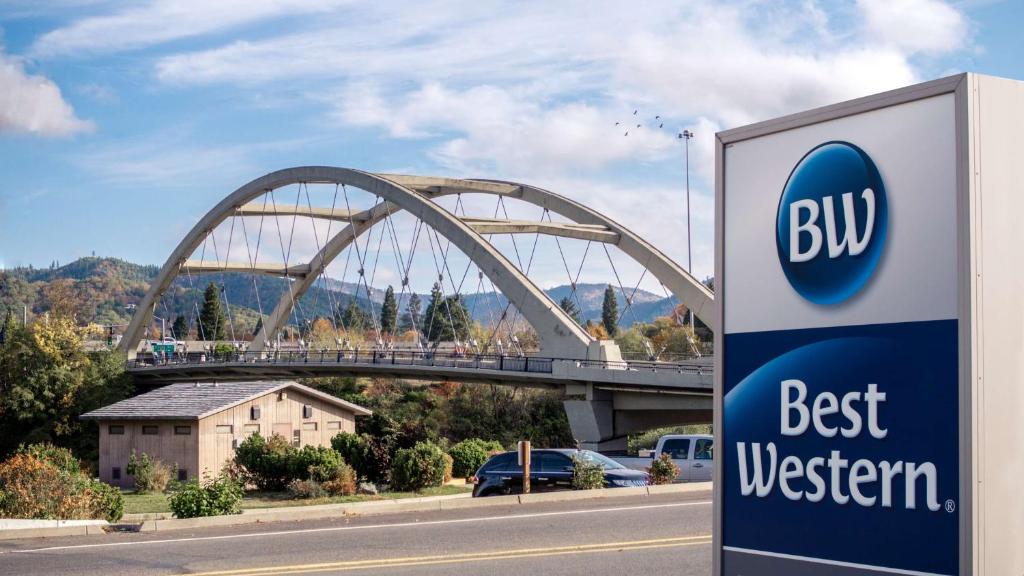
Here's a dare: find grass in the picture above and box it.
[122,484,472,516]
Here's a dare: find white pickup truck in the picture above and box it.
[610,434,714,482]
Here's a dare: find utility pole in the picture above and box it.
[679,130,695,333]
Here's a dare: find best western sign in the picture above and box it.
[714,74,1024,576]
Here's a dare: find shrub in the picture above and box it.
[331,432,391,485]
[447,438,504,478]
[234,433,297,490]
[322,463,357,496]
[127,451,175,494]
[390,441,448,492]
[168,474,242,518]
[442,453,453,483]
[292,445,345,482]
[0,450,124,522]
[287,479,327,499]
[16,443,80,475]
[647,452,681,485]
[571,454,605,490]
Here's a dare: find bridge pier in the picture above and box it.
[564,382,713,452]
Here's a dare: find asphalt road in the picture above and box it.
[0,490,712,576]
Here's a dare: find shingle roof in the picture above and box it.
[80,381,371,421]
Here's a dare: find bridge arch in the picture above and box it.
[121,167,714,360]
[121,167,592,358]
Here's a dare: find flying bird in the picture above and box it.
[624,131,629,136]
[659,123,664,128]
[633,109,638,115]
[636,124,641,128]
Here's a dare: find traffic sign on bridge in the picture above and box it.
[715,73,1024,576]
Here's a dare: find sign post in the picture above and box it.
[518,440,531,494]
[715,73,1024,576]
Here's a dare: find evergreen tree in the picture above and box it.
[422,288,472,343]
[380,286,398,334]
[399,292,422,332]
[558,296,582,325]
[337,298,369,332]
[171,315,189,340]
[199,282,226,341]
[601,284,619,337]
[421,283,444,337]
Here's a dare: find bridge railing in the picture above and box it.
[126,349,711,376]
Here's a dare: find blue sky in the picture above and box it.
[0,0,1020,292]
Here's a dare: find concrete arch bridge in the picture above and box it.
[121,167,715,450]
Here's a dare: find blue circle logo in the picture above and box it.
[776,141,887,305]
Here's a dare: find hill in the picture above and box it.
[0,257,689,334]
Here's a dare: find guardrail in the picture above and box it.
[126,349,713,377]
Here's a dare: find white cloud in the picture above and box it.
[30,0,351,58]
[858,0,969,55]
[0,50,92,136]
[336,82,676,176]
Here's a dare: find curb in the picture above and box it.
[0,482,712,541]
[138,482,710,532]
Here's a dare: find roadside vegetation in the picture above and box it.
[0,444,123,522]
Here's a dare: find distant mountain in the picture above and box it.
[1,257,687,333]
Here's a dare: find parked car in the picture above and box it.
[611,434,713,482]
[471,449,649,497]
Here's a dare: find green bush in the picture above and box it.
[127,451,175,494]
[331,432,391,485]
[647,452,681,485]
[234,433,351,491]
[571,454,605,490]
[168,474,242,518]
[233,433,297,490]
[0,449,123,522]
[16,443,80,476]
[447,438,504,478]
[292,445,345,481]
[390,441,448,492]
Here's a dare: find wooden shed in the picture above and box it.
[81,381,371,488]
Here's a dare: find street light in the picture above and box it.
[678,129,695,332]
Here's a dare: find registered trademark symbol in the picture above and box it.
[945,499,956,513]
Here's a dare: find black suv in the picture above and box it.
[471,449,649,497]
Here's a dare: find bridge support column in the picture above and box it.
[563,385,626,452]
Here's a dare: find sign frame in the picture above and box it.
[713,74,973,576]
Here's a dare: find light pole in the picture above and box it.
[678,129,695,333]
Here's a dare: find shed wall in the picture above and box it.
[196,388,358,479]
[97,420,198,488]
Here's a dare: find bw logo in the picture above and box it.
[775,141,888,305]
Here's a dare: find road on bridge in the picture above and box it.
[0,491,711,576]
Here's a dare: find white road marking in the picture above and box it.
[12,500,711,554]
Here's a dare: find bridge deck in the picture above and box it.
[127,350,714,394]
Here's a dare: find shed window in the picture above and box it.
[243,424,260,435]
[174,425,191,435]
[250,406,261,420]
[292,429,301,447]
[302,422,317,431]
[109,425,125,435]
[142,425,159,435]
[302,405,313,419]
[178,469,188,482]
[326,421,342,430]
[216,425,233,434]
[112,467,121,480]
